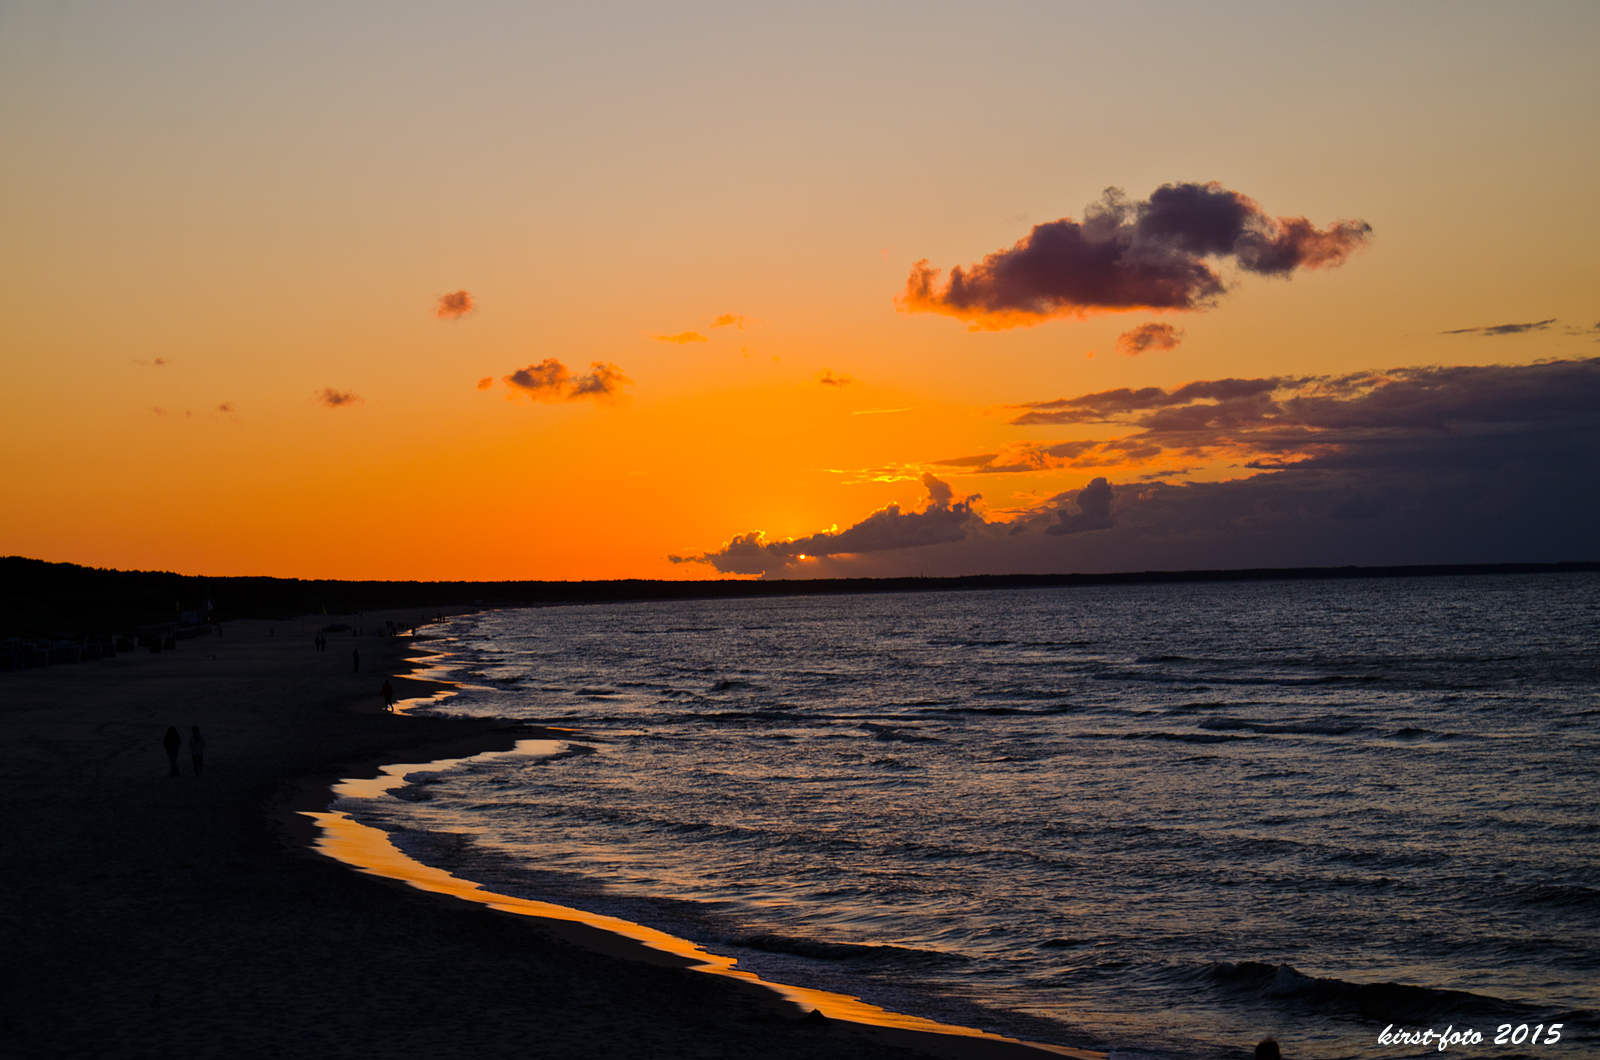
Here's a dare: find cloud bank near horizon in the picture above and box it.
[673,358,1600,577]
[899,182,1370,330]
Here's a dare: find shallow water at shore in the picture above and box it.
[338,574,1600,1059]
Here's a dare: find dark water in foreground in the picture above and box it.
[335,575,1599,1058]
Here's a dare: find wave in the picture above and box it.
[709,679,764,692]
[861,722,941,743]
[1195,961,1539,1021]
[1514,883,1600,910]
[1383,726,1465,741]
[1123,731,1252,744]
[1199,717,1366,736]
[729,932,971,969]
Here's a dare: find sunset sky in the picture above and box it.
[3,1,1596,580]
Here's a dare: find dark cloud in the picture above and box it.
[899,183,1371,330]
[977,360,1600,477]
[1009,377,1286,425]
[1443,318,1555,336]
[1046,477,1114,535]
[501,359,631,405]
[316,388,362,408]
[1116,322,1184,356]
[671,474,978,575]
[436,290,475,320]
[816,369,855,387]
[678,358,1600,577]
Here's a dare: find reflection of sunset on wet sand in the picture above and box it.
[311,741,1100,1059]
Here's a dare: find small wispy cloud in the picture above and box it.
[816,368,855,387]
[851,407,913,416]
[317,388,363,408]
[711,313,747,330]
[133,358,168,367]
[436,290,476,320]
[1442,318,1556,336]
[1116,322,1184,356]
[151,407,191,417]
[476,376,494,390]
[655,330,708,344]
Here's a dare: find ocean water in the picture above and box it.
[335,575,1600,1058]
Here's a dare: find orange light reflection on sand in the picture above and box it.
[305,741,1101,1059]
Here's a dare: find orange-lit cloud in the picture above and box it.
[151,407,190,417]
[711,314,747,329]
[501,358,632,405]
[815,368,854,386]
[655,330,708,344]
[568,361,631,402]
[1117,322,1184,356]
[476,376,494,390]
[133,358,168,367]
[436,290,475,319]
[671,474,977,574]
[317,387,363,408]
[899,182,1371,330]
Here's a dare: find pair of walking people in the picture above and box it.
[162,725,206,776]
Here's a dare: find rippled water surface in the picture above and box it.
[338,575,1600,1058]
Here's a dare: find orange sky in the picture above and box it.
[2,2,1597,579]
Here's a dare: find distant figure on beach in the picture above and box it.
[162,726,181,776]
[353,647,360,673]
[190,726,206,776]
[381,679,394,711]
[1255,1038,1281,1060]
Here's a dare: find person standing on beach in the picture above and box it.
[353,647,360,673]
[381,679,394,711]
[189,726,206,776]
[162,726,181,777]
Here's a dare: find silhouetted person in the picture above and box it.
[381,679,395,711]
[189,726,206,775]
[352,647,360,673]
[1256,1038,1281,1060]
[162,726,181,776]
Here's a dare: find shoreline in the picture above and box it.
[296,618,1104,1059]
[302,732,1104,1060]
[0,611,1113,1059]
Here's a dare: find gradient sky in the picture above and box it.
[3,1,1597,580]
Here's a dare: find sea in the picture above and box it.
[331,574,1599,1059]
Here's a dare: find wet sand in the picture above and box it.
[0,616,1097,1059]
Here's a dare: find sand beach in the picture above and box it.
[0,616,1099,1060]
